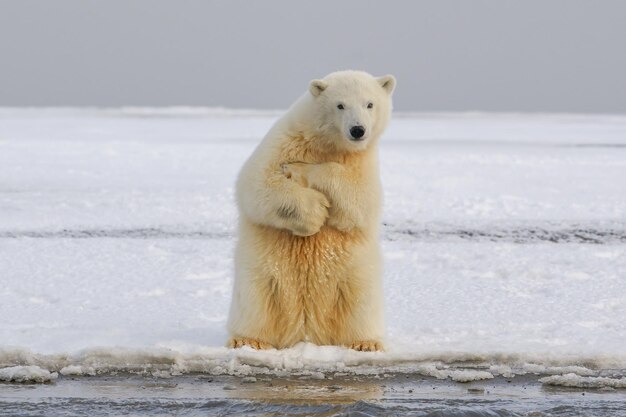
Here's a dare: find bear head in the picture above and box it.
[308,70,396,152]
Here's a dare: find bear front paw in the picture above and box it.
[348,341,384,352]
[228,337,274,350]
[289,188,330,236]
[281,162,310,187]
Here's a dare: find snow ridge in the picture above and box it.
[1,345,625,386]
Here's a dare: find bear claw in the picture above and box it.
[348,341,383,352]
[228,337,274,350]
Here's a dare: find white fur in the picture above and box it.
[227,70,395,350]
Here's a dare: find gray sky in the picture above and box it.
[1,0,625,113]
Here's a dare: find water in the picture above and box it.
[1,375,625,416]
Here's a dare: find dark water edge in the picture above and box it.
[3,221,626,244]
[1,374,625,417]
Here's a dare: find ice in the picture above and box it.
[0,366,57,383]
[1,108,625,382]
[539,373,626,389]
[59,365,95,376]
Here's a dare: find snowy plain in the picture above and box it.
[0,108,625,388]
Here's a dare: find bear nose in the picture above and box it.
[349,125,366,140]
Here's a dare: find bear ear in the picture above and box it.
[377,75,396,95]
[309,79,328,97]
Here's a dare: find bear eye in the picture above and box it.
[337,104,344,110]
[367,102,374,109]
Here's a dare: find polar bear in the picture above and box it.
[227,70,395,352]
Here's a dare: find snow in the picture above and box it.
[539,373,626,389]
[1,108,625,383]
[0,366,57,383]
[59,365,94,376]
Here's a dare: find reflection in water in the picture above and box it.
[226,376,383,405]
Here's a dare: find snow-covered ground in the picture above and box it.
[1,108,625,387]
